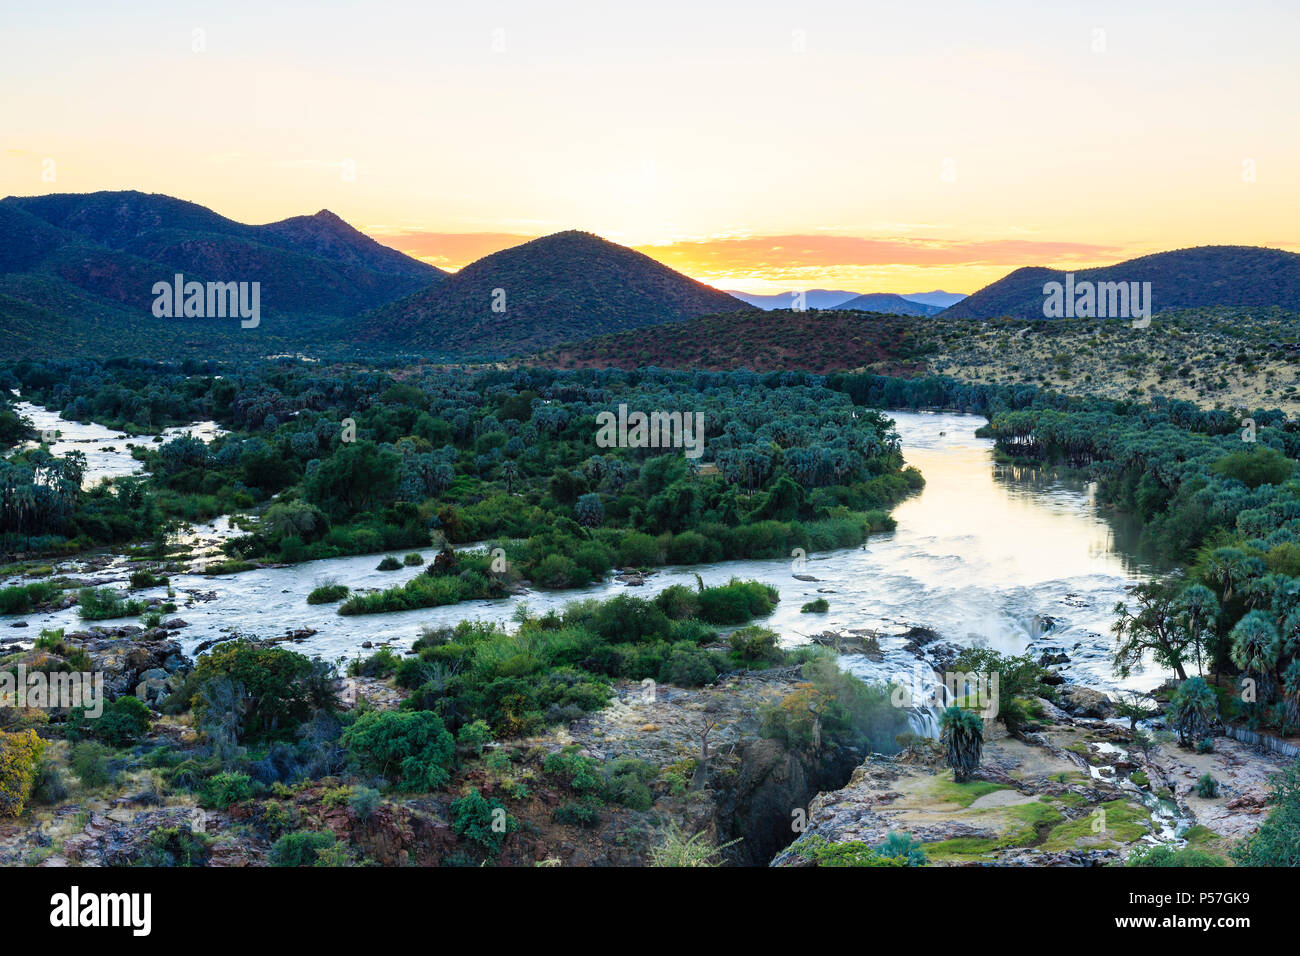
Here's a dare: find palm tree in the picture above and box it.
[939,706,984,782]
[1174,584,1219,677]
[1230,610,1282,704]
[1282,658,1300,734]
[1167,676,1218,748]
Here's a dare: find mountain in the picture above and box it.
[361,230,749,356]
[942,246,1300,319]
[838,293,942,316]
[0,191,443,353]
[535,308,931,374]
[728,288,962,315]
[726,289,861,310]
[901,290,966,309]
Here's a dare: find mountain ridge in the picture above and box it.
[943,245,1300,319]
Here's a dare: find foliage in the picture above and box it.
[341,710,455,791]
[0,729,45,817]
[939,706,984,782]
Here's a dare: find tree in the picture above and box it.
[575,493,604,528]
[1111,579,1190,681]
[1172,584,1218,677]
[303,441,399,522]
[1167,677,1218,748]
[939,706,983,782]
[1230,610,1281,703]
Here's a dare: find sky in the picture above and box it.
[2,0,1297,294]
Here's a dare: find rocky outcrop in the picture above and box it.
[1057,685,1114,719]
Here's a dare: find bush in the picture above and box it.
[69,740,114,788]
[129,570,168,589]
[728,625,782,663]
[1127,844,1225,867]
[0,729,46,817]
[307,583,349,604]
[138,826,209,867]
[457,719,493,756]
[450,787,515,854]
[349,786,381,820]
[376,555,403,571]
[801,598,829,613]
[403,552,425,566]
[697,579,778,624]
[1232,765,1300,866]
[553,799,602,828]
[189,641,335,742]
[347,648,400,679]
[270,831,337,867]
[342,710,455,791]
[77,586,147,621]
[202,771,254,809]
[94,695,152,747]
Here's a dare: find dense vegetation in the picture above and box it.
[1,362,921,614]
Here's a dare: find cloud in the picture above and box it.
[365,228,1129,276]
[640,235,1126,270]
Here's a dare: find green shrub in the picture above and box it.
[69,740,114,789]
[347,648,400,679]
[202,771,254,809]
[376,555,403,571]
[349,786,381,820]
[403,552,425,566]
[1128,844,1225,867]
[307,583,349,604]
[341,710,455,791]
[450,788,515,854]
[553,799,602,828]
[457,719,493,756]
[137,826,209,867]
[270,831,337,867]
[1232,765,1300,866]
[800,598,829,613]
[727,625,782,663]
[94,696,152,748]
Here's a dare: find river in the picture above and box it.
[3,407,1168,696]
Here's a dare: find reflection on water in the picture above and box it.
[3,408,1170,694]
[13,401,223,488]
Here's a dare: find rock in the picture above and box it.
[1041,670,1066,686]
[10,621,28,628]
[810,629,883,660]
[161,618,189,629]
[1058,685,1114,719]
[792,573,819,582]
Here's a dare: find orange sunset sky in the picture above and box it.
[2,1,1297,294]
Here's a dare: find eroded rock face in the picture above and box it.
[1057,685,1114,719]
[710,737,861,866]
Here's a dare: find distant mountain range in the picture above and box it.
[0,191,442,334]
[361,230,748,355]
[942,246,1300,319]
[727,288,962,316]
[2,191,1296,362]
